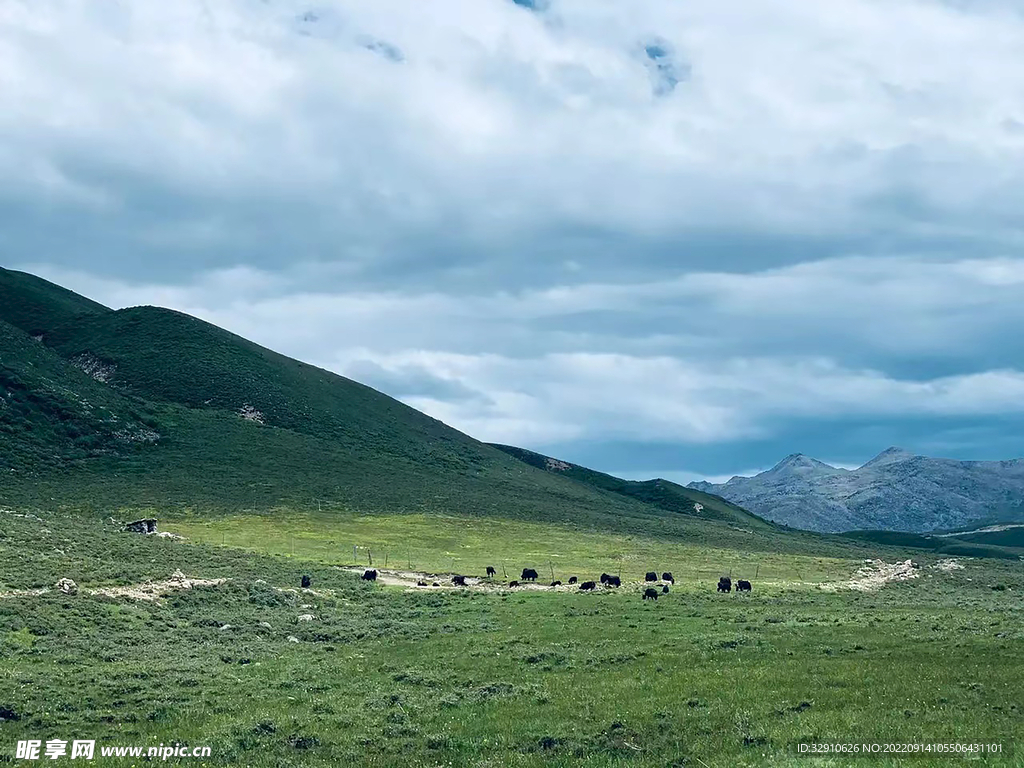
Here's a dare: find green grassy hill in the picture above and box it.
[838,529,1023,560]
[0,266,940,562]
[0,267,824,553]
[490,444,773,530]
[43,306,484,464]
[0,318,159,473]
[0,267,110,337]
[950,526,1024,549]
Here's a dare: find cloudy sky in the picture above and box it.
[4,0,1024,483]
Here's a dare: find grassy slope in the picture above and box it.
[947,527,1024,549]
[0,290,644,523]
[839,530,1023,560]
[0,266,110,337]
[0,270,913,565]
[43,306,489,463]
[0,289,803,549]
[1,510,1021,767]
[491,444,776,531]
[165,510,872,583]
[0,273,855,555]
[0,319,159,472]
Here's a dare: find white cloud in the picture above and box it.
[8,0,1024,467]
[6,0,1024,274]
[21,258,1024,452]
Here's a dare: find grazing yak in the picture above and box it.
[300,575,311,588]
[579,581,596,591]
[643,587,659,600]
[662,584,670,594]
[509,581,519,587]
[662,572,674,584]
[645,572,658,582]
[486,566,496,577]
[737,579,752,592]
[600,573,611,584]
[717,576,732,593]
[362,569,378,581]
[452,575,467,586]
[550,580,562,587]
[521,568,539,581]
[568,576,578,584]
[605,575,621,587]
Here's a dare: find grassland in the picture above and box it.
[166,511,866,585]
[2,509,1022,767]
[2,268,1023,766]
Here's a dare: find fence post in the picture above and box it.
[368,549,373,566]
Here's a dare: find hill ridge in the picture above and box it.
[0,265,801,551]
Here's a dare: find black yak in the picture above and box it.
[606,575,621,587]
[300,575,311,588]
[417,580,428,587]
[717,576,732,593]
[600,573,611,584]
[486,566,496,577]
[645,572,658,582]
[662,572,674,583]
[452,575,467,586]
[550,580,562,587]
[643,587,659,600]
[579,581,596,591]
[509,581,519,587]
[662,584,670,594]
[737,579,752,592]
[362,569,378,581]
[568,576,578,584]
[521,568,539,581]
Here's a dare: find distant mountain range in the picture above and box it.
[688,448,1024,533]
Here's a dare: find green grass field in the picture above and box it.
[2,509,1022,767]
[2,268,1023,766]
[166,511,862,586]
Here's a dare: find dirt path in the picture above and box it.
[934,523,1024,538]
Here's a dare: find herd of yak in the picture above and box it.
[351,567,753,600]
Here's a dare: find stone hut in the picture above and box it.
[125,518,157,534]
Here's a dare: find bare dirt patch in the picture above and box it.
[90,570,226,602]
[819,559,920,592]
[1,570,225,603]
[0,587,50,600]
[238,404,266,424]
